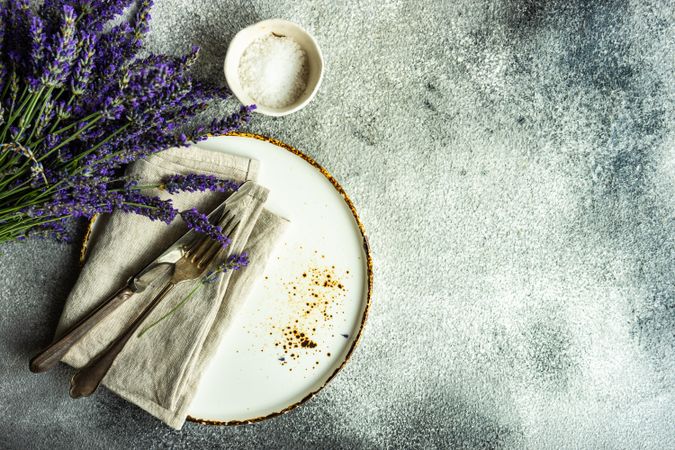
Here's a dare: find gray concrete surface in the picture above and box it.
[1,0,674,448]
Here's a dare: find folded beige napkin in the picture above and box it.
[56,146,288,429]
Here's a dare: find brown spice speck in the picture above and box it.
[273,265,349,369]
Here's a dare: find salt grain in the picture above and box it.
[238,34,308,109]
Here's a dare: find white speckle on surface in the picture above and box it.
[238,34,308,109]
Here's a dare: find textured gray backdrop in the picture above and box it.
[1,0,674,448]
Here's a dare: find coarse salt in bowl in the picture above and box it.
[224,19,324,117]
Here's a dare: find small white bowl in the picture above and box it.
[224,19,324,117]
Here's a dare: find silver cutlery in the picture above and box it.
[29,187,244,374]
[69,212,240,398]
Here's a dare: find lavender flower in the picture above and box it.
[203,105,256,137]
[78,0,135,28]
[27,175,120,218]
[8,71,19,107]
[32,97,55,137]
[120,189,177,223]
[205,252,249,282]
[0,10,6,92]
[0,0,254,245]
[55,100,72,121]
[180,208,232,248]
[4,0,32,72]
[41,5,78,88]
[70,33,96,97]
[29,15,46,81]
[27,219,71,242]
[163,174,241,194]
[131,0,153,47]
[92,22,135,80]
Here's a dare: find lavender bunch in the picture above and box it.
[0,0,256,244]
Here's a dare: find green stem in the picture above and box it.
[66,122,130,169]
[36,114,103,163]
[53,111,101,136]
[25,87,55,144]
[0,164,29,193]
[0,85,31,143]
[0,179,32,202]
[0,203,32,220]
[0,76,10,101]
[3,176,64,209]
[3,182,40,205]
[14,86,45,142]
[0,148,13,175]
[39,89,68,139]
[0,215,69,240]
[0,160,30,192]
[0,116,101,192]
[137,283,204,337]
[0,185,56,217]
[32,111,103,149]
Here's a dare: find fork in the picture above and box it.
[68,213,240,399]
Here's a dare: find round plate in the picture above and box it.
[80,133,371,424]
[184,133,371,424]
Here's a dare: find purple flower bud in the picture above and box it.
[29,15,46,75]
[162,174,241,194]
[204,252,249,282]
[32,97,55,137]
[71,33,97,96]
[132,0,153,47]
[180,208,232,248]
[28,219,72,242]
[120,188,178,224]
[41,5,78,88]
[206,105,256,137]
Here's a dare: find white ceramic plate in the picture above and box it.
[182,133,371,424]
[81,133,370,423]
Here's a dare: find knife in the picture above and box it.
[29,199,232,373]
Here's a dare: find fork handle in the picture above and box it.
[30,286,136,373]
[69,282,176,399]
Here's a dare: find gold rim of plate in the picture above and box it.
[79,131,373,426]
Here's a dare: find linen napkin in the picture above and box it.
[55,145,288,429]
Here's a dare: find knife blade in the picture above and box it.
[29,198,232,373]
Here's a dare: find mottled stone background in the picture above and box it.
[1,0,673,448]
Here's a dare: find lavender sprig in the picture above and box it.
[180,208,232,248]
[163,174,241,194]
[204,252,249,283]
[131,0,153,47]
[120,189,177,223]
[0,10,6,93]
[194,104,256,137]
[29,15,46,84]
[70,33,96,97]
[40,5,78,88]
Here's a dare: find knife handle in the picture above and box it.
[29,286,136,373]
[69,282,176,399]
